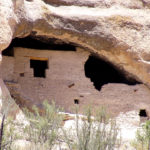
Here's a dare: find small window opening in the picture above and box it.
[68,83,75,88]
[20,73,24,77]
[84,55,139,91]
[74,99,79,104]
[139,109,147,117]
[80,95,84,98]
[30,59,48,78]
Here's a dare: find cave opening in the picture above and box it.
[30,59,48,78]
[84,55,138,91]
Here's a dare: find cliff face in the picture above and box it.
[1,0,150,106]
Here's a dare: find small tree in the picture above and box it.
[63,106,120,150]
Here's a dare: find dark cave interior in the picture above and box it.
[2,36,76,57]
[84,55,139,91]
[2,36,139,91]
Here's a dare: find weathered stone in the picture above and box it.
[43,0,144,9]
[1,0,150,115]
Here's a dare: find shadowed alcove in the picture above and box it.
[84,55,138,91]
[1,35,143,115]
[2,36,76,57]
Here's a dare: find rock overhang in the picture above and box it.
[1,0,150,94]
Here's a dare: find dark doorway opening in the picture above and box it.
[74,99,79,104]
[84,55,138,91]
[139,109,147,117]
[30,59,48,78]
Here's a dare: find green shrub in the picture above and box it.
[0,115,21,150]
[63,106,120,150]
[23,101,64,150]
[132,120,150,150]
[0,98,120,150]
[0,99,64,150]
[0,96,21,150]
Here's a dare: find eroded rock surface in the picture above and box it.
[1,0,150,114]
[1,0,150,86]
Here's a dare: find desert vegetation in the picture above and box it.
[63,106,120,150]
[132,120,150,150]
[0,99,120,150]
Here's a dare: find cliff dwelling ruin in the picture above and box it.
[1,37,150,116]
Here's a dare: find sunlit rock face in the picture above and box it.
[1,0,150,115]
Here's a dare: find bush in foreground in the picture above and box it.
[0,100,120,150]
[132,120,150,150]
[23,101,63,150]
[63,106,120,150]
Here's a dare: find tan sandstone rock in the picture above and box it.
[4,0,150,87]
[1,0,150,113]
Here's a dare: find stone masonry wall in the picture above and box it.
[1,47,103,111]
[2,47,150,115]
